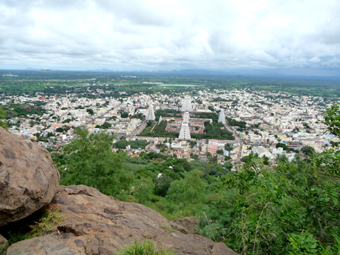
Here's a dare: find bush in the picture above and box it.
[117,239,173,255]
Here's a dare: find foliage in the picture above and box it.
[166,170,207,205]
[300,145,315,156]
[5,210,64,245]
[289,231,319,254]
[116,239,173,255]
[0,106,7,129]
[226,117,247,130]
[191,121,234,140]
[324,103,340,146]
[132,178,155,205]
[57,127,133,196]
[121,112,129,118]
[139,120,178,138]
[86,108,94,115]
[30,210,64,238]
[113,139,149,149]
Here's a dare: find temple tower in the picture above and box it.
[183,112,190,123]
[218,109,226,125]
[179,122,191,140]
[146,104,155,121]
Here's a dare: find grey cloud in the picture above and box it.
[0,0,340,74]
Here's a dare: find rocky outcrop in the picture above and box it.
[0,234,8,255]
[7,185,238,255]
[172,217,199,234]
[0,127,60,226]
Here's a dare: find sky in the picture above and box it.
[1,0,340,75]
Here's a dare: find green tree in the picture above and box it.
[132,178,155,205]
[86,109,94,115]
[300,145,315,156]
[166,170,207,205]
[59,128,133,196]
[324,103,340,146]
[0,107,7,129]
[121,112,129,118]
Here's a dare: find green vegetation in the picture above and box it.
[55,128,133,196]
[0,106,7,129]
[155,109,181,120]
[226,117,247,131]
[29,210,64,238]
[139,120,179,138]
[2,104,46,118]
[116,239,173,255]
[191,121,234,140]
[4,210,64,245]
[113,140,149,149]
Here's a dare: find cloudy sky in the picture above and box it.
[1,0,340,75]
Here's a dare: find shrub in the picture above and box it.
[116,239,173,255]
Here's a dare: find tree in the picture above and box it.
[0,107,7,129]
[300,146,315,156]
[121,112,129,118]
[166,170,207,205]
[132,178,155,205]
[59,128,133,196]
[216,149,223,155]
[86,109,94,115]
[324,103,340,146]
[225,143,233,151]
[155,175,173,197]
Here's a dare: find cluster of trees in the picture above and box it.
[226,117,247,131]
[95,122,111,129]
[113,139,149,149]
[2,104,46,118]
[139,120,179,138]
[155,109,181,120]
[191,121,234,140]
[0,107,7,129]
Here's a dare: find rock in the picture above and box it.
[172,217,199,233]
[0,234,8,255]
[0,127,60,226]
[7,185,238,255]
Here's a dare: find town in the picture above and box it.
[1,81,339,170]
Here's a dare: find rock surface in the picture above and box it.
[172,217,199,233]
[0,127,60,226]
[0,234,8,255]
[7,185,238,255]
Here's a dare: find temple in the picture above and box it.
[218,109,226,125]
[146,104,155,121]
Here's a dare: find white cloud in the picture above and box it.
[0,0,339,74]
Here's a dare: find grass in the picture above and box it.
[6,210,64,245]
[116,239,173,255]
[0,240,8,254]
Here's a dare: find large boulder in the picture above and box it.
[7,185,238,255]
[0,127,60,226]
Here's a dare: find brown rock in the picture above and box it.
[0,234,8,255]
[0,127,60,226]
[172,216,199,233]
[211,243,238,255]
[7,185,238,255]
